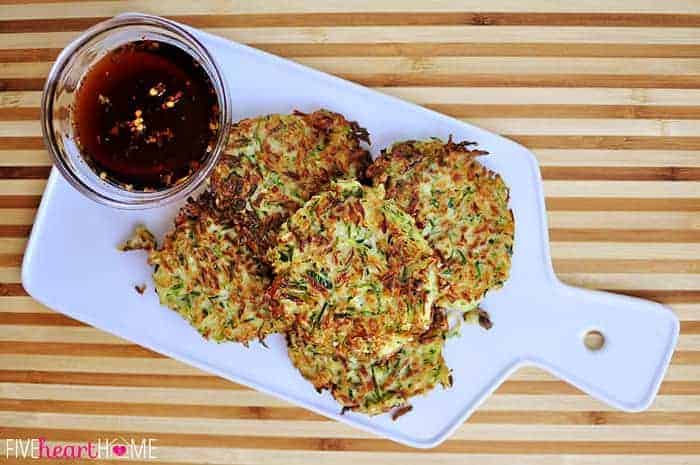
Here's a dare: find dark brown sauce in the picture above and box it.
[73,40,219,190]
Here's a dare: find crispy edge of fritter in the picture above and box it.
[286,308,452,417]
[118,225,156,252]
[366,136,487,188]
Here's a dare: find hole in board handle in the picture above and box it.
[584,330,605,351]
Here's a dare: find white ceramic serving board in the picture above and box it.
[23,17,679,448]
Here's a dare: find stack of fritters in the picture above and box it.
[130,110,514,417]
[144,109,371,344]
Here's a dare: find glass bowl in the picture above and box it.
[41,13,231,209]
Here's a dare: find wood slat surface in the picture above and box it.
[0,1,699,463]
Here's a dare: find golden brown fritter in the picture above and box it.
[367,138,514,313]
[287,309,452,416]
[209,109,370,259]
[148,194,283,343]
[267,180,439,362]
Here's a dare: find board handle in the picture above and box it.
[522,282,679,411]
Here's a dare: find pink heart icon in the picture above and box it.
[112,445,127,456]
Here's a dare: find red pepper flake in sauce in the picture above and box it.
[149,82,166,97]
[73,40,220,190]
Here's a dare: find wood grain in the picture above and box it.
[0,1,698,463]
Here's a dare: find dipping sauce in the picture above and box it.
[73,40,220,190]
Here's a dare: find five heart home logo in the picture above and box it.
[4,437,158,460]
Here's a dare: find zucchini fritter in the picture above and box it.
[210,109,370,259]
[287,309,452,415]
[267,180,439,361]
[149,195,282,343]
[367,138,514,312]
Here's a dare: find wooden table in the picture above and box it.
[1,1,698,463]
